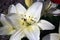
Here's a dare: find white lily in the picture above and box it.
[42,23,60,40]
[0,2,55,40]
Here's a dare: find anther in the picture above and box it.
[31,19,34,21]
[24,19,26,21]
[29,16,30,18]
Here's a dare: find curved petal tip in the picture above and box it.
[38,20,55,30]
[8,4,16,14]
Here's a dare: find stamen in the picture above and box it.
[24,15,26,17]
[21,18,24,20]
[29,16,30,18]
[22,23,24,25]
[24,19,26,21]
[31,19,34,21]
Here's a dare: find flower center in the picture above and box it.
[17,14,36,27]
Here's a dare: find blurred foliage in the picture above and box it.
[57,5,60,9]
[0,0,27,14]
[0,35,10,40]
[0,22,3,27]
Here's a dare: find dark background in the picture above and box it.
[0,0,60,40]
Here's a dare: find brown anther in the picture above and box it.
[29,16,30,18]
[24,19,26,21]
[24,15,26,17]
[31,19,34,21]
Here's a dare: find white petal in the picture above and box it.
[10,30,25,40]
[42,33,59,40]
[6,14,22,30]
[8,4,16,14]
[0,14,15,35]
[52,9,60,15]
[1,14,13,27]
[26,2,43,22]
[16,3,26,14]
[0,26,15,35]
[1,14,9,26]
[24,25,40,40]
[37,20,55,30]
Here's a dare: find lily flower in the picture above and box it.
[0,2,55,40]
